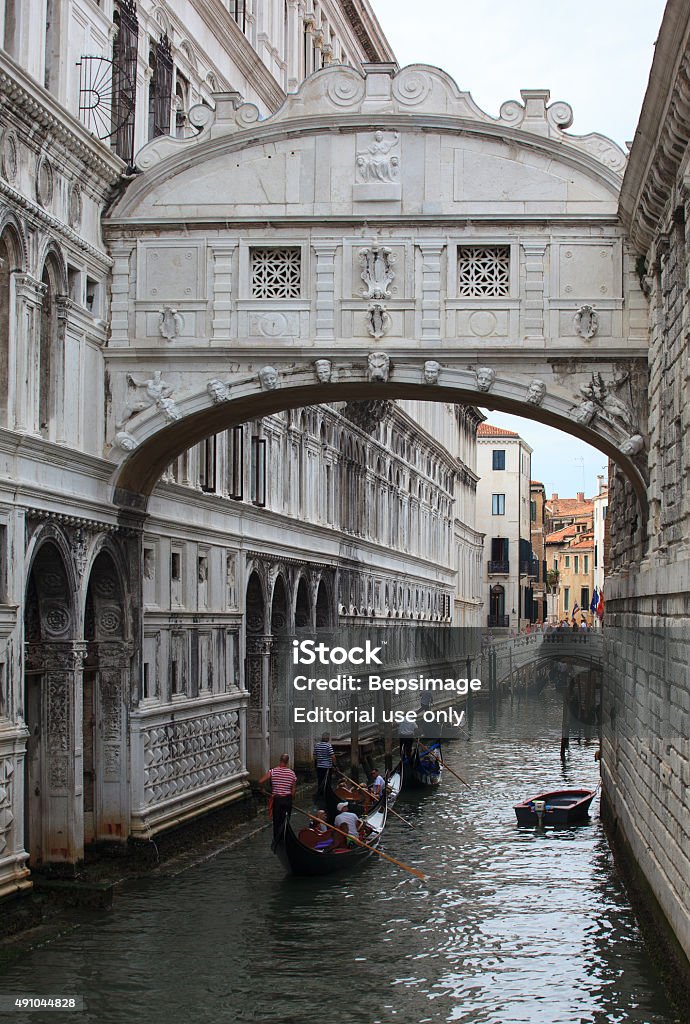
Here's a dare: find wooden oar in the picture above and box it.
[335,770,417,830]
[417,741,471,790]
[292,804,426,881]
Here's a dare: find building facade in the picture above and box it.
[476,424,535,630]
[592,475,608,599]
[529,481,547,622]
[0,0,485,895]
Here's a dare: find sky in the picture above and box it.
[371,0,666,497]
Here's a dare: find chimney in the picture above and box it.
[577,491,585,502]
[551,492,558,500]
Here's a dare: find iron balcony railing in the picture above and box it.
[520,559,539,577]
[488,560,509,574]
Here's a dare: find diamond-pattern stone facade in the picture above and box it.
[143,711,242,805]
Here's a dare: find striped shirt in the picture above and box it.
[270,766,296,796]
[313,741,335,768]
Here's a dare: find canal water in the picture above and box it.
[0,691,680,1024]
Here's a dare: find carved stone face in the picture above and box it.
[476,367,495,392]
[259,365,279,390]
[314,359,332,383]
[207,379,228,403]
[574,400,597,425]
[367,351,390,382]
[526,379,546,405]
[620,433,644,456]
[115,431,137,451]
[423,360,441,385]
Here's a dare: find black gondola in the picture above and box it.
[405,738,443,787]
[274,763,402,876]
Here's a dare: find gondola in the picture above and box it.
[405,738,443,787]
[275,762,402,877]
[514,788,596,825]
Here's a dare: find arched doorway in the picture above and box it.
[489,585,506,628]
[294,575,311,629]
[23,539,81,869]
[244,570,268,778]
[269,575,289,762]
[83,549,129,846]
[315,578,331,628]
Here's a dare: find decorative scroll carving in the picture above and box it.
[358,245,396,299]
[574,304,599,339]
[366,304,391,340]
[158,306,183,340]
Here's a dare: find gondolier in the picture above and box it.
[259,753,297,848]
[313,731,336,795]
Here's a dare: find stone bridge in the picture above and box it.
[482,631,604,687]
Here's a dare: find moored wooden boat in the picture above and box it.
[514,788,596,825]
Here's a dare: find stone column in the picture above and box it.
[54,295,70,445]
[109,244,135,348]
[210,242,237,340]
[522,242,547,340]
[417,241,444,340]
[92,641,131,842]
[245,634,272,779]
[12,273,45,433]
[312,242,338,341]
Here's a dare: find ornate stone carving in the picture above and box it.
[258,365,279,390]
[525,379,546,406]
[158,306,183,340]
[72,527,93,578]
[574,304,599,339]
[207,378,230,403]
[114,431,138,451]
[36,155,54,208]
[343,400,394,434]
[314,359,332,383]
[356,131,399,183]
[619,433,645,456]
[1,130,18,182]
[367,351,390,382]
[423,360,441,385]
[142,710,242,805]
[366,304,391,340]
[68,182,82,230]
[572,398,598,425]
[576,372,638,434]
[116,371,179,429]
[359,245,396,300]
[475,367,496,392]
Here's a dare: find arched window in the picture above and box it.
[0,228,20,426]
[38,254,62,439]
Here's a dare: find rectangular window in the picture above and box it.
[458,245,510,296]
[584,554,589,574]
[250,247,301,298]
[553,557,558,570]
[85,277,100,315]
[251,436,267,507]
[112,0,139,165]
[564,587,570,612]
[581,587,590,610]
[603,505,608,520]
[492,449,505,471]
[491,493,505,516]
[565,555,570,568]
[199,435,217,493]
[530,500,536,522]
[149,34,173,140]
[229,0,246,31]
[171,552,181,581]
[228,426,243,500]
[594,544,598,569]
[574,555,579,575]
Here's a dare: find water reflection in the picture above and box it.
[0,692,678,1024]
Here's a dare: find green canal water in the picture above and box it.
[0,692,681,1024]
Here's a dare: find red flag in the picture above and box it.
[597,590,604,619]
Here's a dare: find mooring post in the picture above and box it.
[560,682,571,761]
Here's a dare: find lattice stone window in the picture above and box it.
[458,245,510,296]
[250,247,301,298]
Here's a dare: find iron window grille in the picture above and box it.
[228,426,244,500]
[251,436,267,507]
[149,34,173,139]
[111,0,138,166]
[229,0,246,32]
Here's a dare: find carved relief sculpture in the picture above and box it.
[423,360,441,385]
[576,372,638,434]
[574,304,599,340]
[356,131,400,183]
[114,430,138,451]
[366,304,391,340]
[158,307,183,340]
[525,379,546,405]
[207,378,230,403]
[475,367,496,392]
[367,351,390,383]
[359,245,396,300]
[314,359,332,383]
[572,398,598,425]
[116,371,179,429]
[619,433,645,456]
[258,365,279,390]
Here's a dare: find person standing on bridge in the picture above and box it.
[259,753,297,849]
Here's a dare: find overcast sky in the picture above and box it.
[371,0,666,497]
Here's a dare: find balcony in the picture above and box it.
[520,559,539,578]
[487,614,510,627]
[488,560,509,575]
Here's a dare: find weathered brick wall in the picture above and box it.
[605,182,690,968]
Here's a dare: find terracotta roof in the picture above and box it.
[569,533,594,550]
[545,524,578,545]
[547,496,594,514]
[477,423,520,438]
[530,480,544,486]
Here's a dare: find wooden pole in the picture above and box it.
[417,741,471,789]
[560,682,571,761]
[291,805,426,880]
